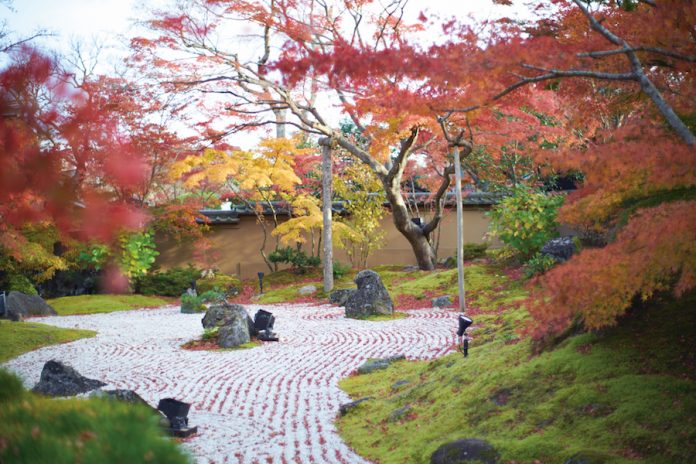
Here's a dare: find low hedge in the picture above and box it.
[196,274,241,295]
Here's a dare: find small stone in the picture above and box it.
[431,296,452,308]
[430,438,499,464]
[391,380,410,390]
[357,355,405,375]
[339,397,372,416]
[388,405,412,422]
[563,451,612,464]
[402,265,420,272]
[298,285,318,296]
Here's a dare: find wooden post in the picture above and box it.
[453,146,466,313]
[320,138,334,293]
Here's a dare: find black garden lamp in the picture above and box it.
[457,315,473,357]
[157,398,198,437]
[254,309,279,342]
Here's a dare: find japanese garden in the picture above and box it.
[0,1,694,463]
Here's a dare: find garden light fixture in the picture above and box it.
[157,398,198,437]
[457,314,473,357]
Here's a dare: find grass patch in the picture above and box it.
[0,321,96,363]
[47,294,170,316]
[181,338,261,351]
[356,312,409,322]
[337,286,696,464]
[0,369,189,464]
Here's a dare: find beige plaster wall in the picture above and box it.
[155,208,494,279]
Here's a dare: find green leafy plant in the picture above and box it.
[524,252,558,278]
[202,327,219,340]
[137,266,201,296]
[6,274,38,295]
[119,231,159,281]
[488,187,564,258]
[268,247,321,274]
[76,244,109,271]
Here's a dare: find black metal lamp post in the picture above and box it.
[257,272,264,294]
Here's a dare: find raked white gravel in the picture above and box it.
[4,303,459,464]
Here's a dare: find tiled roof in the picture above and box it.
[198,191,502,223]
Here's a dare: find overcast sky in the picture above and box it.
[4,0,526,147]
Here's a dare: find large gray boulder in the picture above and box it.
[202,304,253,331]
[4,291,57,320]
[202,304,252,348]
[541,236,577,263]
[344,270,393,319]
[32,360,106,397]
[430,438,499,464]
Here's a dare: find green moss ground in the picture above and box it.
[0,369,190,464]
[337,278,696,463]
[253,263,510,310]
[47,294,170,316]
[0,321,96,363]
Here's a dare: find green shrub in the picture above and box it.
[523,252,558,278]
[268,247,321,273]
[196,274,241,295]
[333,261,352,279]
[0,369,189,464]
[180,290,225,313]
[488,187,564,258]
[7,273,38,295]
[463,243,489,260]
[137,266,201,296]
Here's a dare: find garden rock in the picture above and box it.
[432,296,452,308]
[430,438,500,464]
[344,270,393,318]
[357,355,405,374]
[202,303,249,329]
[298,285,318,296]
[329,289,354,306]
[92,389,171,427]
[32,360,106,397]
[563,451,611,464]
[339,397,372,416]
[391,379,410,390]
[4,291,57,320]
[217,322,251,348]
[388,404,412,422]
[541,236,577,263]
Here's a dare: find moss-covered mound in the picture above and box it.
[0,320,96,363]
[337,282,696,463]
[0,369,190,464]
[47,294,170,316]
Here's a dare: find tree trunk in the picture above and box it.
[320,140,334,292]
[383,182,437,270]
